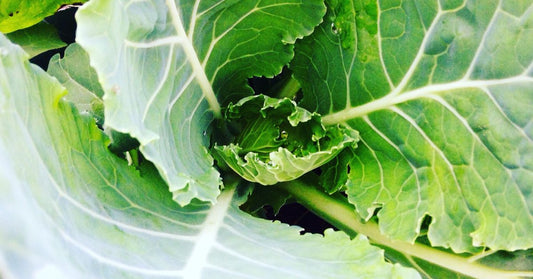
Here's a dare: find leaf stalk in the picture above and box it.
[278,178,530,279]
[277,76,301,99]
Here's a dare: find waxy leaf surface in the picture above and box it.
[292,0,533,252]
[48,43,105,124]
[0,34,420,279]
[75,0,326,205]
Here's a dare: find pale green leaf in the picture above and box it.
[48,43,104,124]
[47,43,140,153]
[5,21,66,57]
[291,0,533,252]
[0,34,419,278]
[75,0,326,205]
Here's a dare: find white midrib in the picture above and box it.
[182,187,235,279]
[321,75,533,125]
[165,0,222,118]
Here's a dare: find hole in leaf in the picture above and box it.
[267,202,337,235]
[30,7,78,70]
[248,67,299,99]
[418,215,432,236]
[240,184,336,235]
[331,22,339,34]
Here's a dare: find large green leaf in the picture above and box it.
[291,0,533,252]
[0,0,84,33]
[75,0,326,206]
[0,34,420,278]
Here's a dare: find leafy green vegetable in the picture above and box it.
[0,0,84,33]
[292,0,533,253]
[1,0,533,278]
[5,21,66,57]
[75,0,326,205]
[212,94,358,185]
[0,33,419,279]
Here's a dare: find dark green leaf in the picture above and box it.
[5,21,65,57]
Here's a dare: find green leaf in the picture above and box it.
[75,0,326,205]
[212,95,359,185]
[0,34,419,278]
[0,0,85,33]
[5,21,66,57]
[291,0,533,252]
[385,245,533,279]
[48,43,104,124]
[383,247,471,279]
[319,148,354,194]
[477,249,533,273]
[240,184,292,216]
[48,43,141,153]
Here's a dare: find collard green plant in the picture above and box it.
[1,0,533,278]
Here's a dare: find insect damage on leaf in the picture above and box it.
[212,95,359,185]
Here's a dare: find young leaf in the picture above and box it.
[212,95,359,185]
[75,0,326,205]
[0,34,420,278]
[291,0,533,252]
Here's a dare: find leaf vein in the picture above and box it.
[363,115,423,212]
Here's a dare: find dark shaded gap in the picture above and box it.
[30,7,78,70]
[262,203,337,235]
